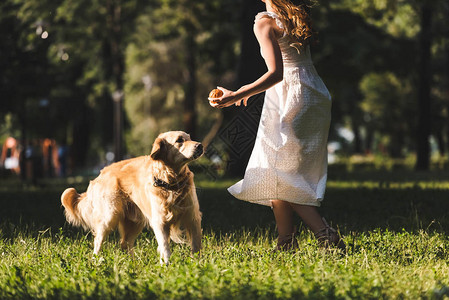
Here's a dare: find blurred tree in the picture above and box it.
[2,0,448,172]
[359,72,414,157]
[312,2,415,156]
[0,0,150,166]
[415,0,432,170]
[432,2,449,157]
[51,0,147,163]
[124,0,242,156]
[331,0,448,167]
[0,0,54,142]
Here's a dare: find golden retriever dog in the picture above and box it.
[61,131,203,264]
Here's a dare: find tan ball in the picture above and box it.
[209,88,223,99]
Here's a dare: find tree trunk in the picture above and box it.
[184,32,197,138]
[415,1,433,170]
[352,123,363,154]
[390,132,404,158]
[445,4,449,157]
[107,0,125,162]
[365,127,374,154]
[436,128,445,156]
[71,103,90,167]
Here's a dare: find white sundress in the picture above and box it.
[228,11,332,207]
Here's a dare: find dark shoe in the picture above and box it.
[276,233,299,252]
[314,218,346,250]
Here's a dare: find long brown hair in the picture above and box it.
[269,0,316,51]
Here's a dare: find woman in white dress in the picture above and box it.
[209,0,344,250]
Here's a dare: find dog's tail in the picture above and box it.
[61,188,87,228]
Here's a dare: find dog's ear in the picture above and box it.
[150,138,165,160]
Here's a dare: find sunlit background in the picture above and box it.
[1,0,448,181]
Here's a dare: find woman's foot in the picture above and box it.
[314,218,345,250]
[276,233,298,251]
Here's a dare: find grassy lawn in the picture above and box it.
[0,169,448,299]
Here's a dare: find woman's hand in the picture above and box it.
[208,86,249,109]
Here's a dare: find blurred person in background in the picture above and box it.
[1,136,20,175]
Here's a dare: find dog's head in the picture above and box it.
[150,131,203,168]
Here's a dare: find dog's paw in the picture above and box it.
[159,258,170,266]
[92,255,105,265]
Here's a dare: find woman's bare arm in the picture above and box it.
[210,17,283,108]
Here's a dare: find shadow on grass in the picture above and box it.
[196,168,449,235]
[198,186,449,234]
[0,170,448,239]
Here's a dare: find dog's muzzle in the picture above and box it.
[193,143,204,159]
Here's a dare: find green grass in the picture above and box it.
[1,170,449,299]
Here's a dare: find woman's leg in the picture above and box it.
[288,203,325,234]
[290,203,345,249]
[271,200,295,238]
[271,200,298,250]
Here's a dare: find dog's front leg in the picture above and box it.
[152,222,171,265]
[186,191,202,255]
[93,230,106,255]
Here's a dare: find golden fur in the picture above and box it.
[61,131,203,264]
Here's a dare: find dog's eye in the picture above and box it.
[176,137,184,144]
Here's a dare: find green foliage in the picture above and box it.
[336,0,420,38]
[315,0,449,161]
[0,0,54,135]
[123,0,241,155]
[311,2,418,156]
[359,72,415,156]
[1,0,449,164]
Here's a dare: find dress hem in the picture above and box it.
[227,187,323,207]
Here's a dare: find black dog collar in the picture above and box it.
[153,176,188,191]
